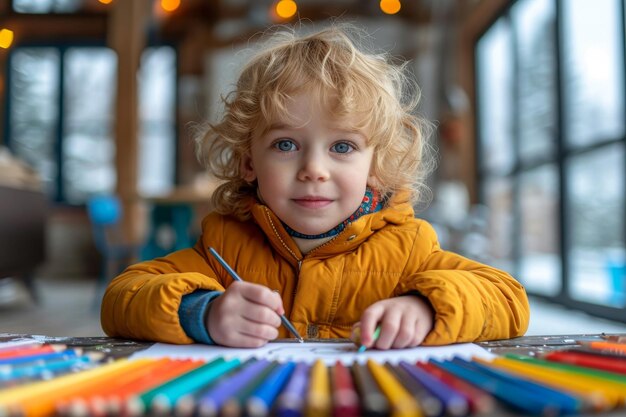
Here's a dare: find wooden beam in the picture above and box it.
[108,0,150,244]
[0,14,106,43]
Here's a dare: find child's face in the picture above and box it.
[242,93,375,236]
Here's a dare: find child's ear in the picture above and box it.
[240,153,257,182]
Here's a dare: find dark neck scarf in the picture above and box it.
[283,187,382,239]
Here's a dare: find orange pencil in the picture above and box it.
[583,341,626,355]
[58,358,187,415]
[107,359,203,416]
[0,358,153,417]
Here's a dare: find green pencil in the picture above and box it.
[140,358,241,414]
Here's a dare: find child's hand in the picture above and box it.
[207,281,284,348]
[351,295,434,350]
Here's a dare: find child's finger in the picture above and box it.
[391,315,418,349]
[240,303,282,328]
[238,281,284,312]
[237,319,280,342]
[359,306,384,347]
[374,310,402,350]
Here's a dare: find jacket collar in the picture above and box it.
[249,191,415,263]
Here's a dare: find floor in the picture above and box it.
[2,276,626,338]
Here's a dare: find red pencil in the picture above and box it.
[416,362,495,414]
[0,344,63,360]
[544,351,626,375]
[331,361,360,417]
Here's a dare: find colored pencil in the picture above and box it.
[120,359,204,417]
[0,340,43,352]
[221,361,280,417]
[0,349,81,366]
[484,355,620,411]
[194,359,270,417]
[351,362,390,417]
[59,358,175,415]
[331,361,360,417]
[143,357,241,414]
[247,361,296,417]
[582,341,626,354]
[208,246,304,342]
[367,359,421,417]
[384,363,443,417]
[0,353,100,382]
[306,359,331,417]
[0,358,152,417]
[358,326,382,353]
[415,362,495,415]
[453,357,582,414]
[504,353,626,386]
[567,346,626,359]
[274,362,310,417]
[431,358,567,416]
[399,361,468,417]
[0,344,65,360]
[545,350,626,375]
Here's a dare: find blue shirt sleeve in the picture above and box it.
[179,290,223,344]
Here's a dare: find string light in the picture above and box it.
[380,0,401,15]
[0,29,14,49]
[275,0,297,19]
[161,0,181,12]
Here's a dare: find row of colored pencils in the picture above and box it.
[0,340,625,417]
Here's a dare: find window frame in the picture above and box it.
[475,0,626,322]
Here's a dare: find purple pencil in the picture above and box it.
[274,362,310,417]
[191,359,271,417]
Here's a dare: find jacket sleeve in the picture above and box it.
[100,242,226,344]
[394,221,530,345]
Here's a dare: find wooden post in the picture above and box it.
[108,0,150,244]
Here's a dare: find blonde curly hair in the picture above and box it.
[196,24,433,220]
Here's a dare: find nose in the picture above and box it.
[297,151,329,182]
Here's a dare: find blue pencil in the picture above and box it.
[274,362,310,417]
[0,355,95,381]
[246,361,296,417]
[431,358,575,415]
[399,361,469,416]
[195,359,271,417]
[208,247,304,342]
[451,357,583,413]
[0,349,80,366]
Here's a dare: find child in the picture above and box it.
[101,25,529,350]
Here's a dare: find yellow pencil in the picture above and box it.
[0,358,154,417]
[306,359,331,417]
[367,359,422,417]
[478,356,623,411]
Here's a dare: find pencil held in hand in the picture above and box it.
[353,325,382,353]
[208,247,304,343]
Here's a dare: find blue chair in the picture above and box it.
[87,195,141,308]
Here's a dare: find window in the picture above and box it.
[5,46,177,204]
[476,0,626,320]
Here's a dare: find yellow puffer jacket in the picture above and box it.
[101,195,529,345]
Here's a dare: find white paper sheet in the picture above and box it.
[131,341,494,365]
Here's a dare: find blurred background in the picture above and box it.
[1,0,626,337]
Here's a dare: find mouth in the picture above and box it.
[292,196,333,209]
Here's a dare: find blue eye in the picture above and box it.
[274,140,296,152]
[331,142,354,154]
